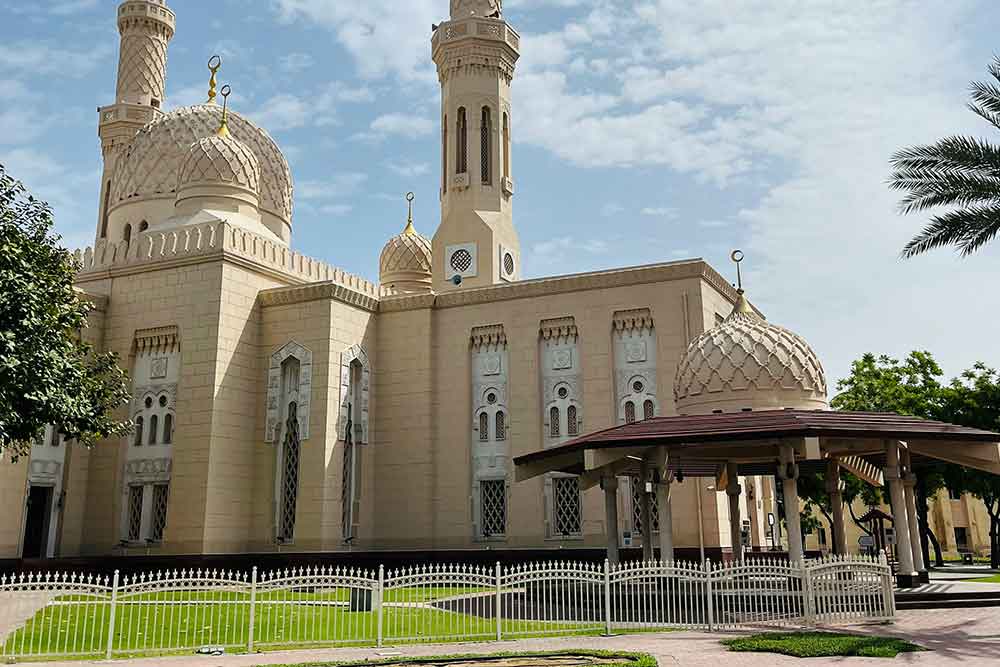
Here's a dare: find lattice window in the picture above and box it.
[148,414,158,445]
[625,401,636,424]
[631,475,659,534]
[567,405,578,436]
[495,411,506,441]
[127,485,143,542]
[554,476,582,536]
[450,248,473,273]
[133,416,144,447]
[481,106,492,185]
[442,116,448,194]
[123,224,132,243]
[456,107,468,174]
[151,484,169,541]
[341,442,356,541]
[550,406,560,437]
[163,414,173,444]
[644,400,655,420]
[503,113,510,179]
[480,479,506,537]
[479,412,489,442]
[278,403,301,543]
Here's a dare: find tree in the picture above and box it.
[831,352,948,565]
[0,164,131,459]
[938,365,1000,568]
[889,57,1000,258]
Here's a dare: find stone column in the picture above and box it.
[726,462,743,562]
[886,441,917,587]
[602,475,620,564]
[639,465,653,562]
[904,476,928,582]
[779,444,804,563]
[826,458,848,555]
[657,474,674,563]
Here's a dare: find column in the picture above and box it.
[901,448,927,582]
[826,458,848,555]
[779,444,804,563]
[639,464,653,562]
[657,474,674,563]
[602,475,620,564]
[886,441,917,587]
[726,462,743,562]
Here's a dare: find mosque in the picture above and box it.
[0,0,992,564]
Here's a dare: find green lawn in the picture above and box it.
[968,574,1000,583]
[722,632,924,658]
[1,588,606,660]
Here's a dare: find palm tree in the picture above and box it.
[890,57,1000,258]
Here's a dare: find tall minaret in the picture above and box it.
[432,0,520,292]
[95,0,176,241]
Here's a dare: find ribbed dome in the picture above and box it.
[673,292,828,415]
[178,132,260,196]
[111,104,292,223]
[379,219,432,295]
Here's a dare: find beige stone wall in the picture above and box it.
[0,458,28,558]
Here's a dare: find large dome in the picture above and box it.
[673,292,828,415]
[110,104,292,224]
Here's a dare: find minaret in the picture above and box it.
[96,0,176,241]
[432,0,520,292]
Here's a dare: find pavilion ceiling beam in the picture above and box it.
[584,446,650,470]
[839,455,884,486]
[578,458,635,491]
[513,450,582,482]
[908,440,1000,475]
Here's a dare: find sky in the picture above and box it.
[1,0,998,387]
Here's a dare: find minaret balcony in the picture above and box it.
[432,16,520,55]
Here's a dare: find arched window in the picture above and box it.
[148,414,158,445]
[163,413,173,444]
[139,220,149,233]
[502,113,510,179]
[567,405,578,436]
[279,401,301,542]
[644,400,655,421]
[550,407,560,437]
[100,181,111,239]
[48,427,60,447]
[495,411,506,441]
[442,115,448,194]
[625,401,636,424]
[481,106,492,185]
[479,412,489,442]
[133,416,144,446]
[123,224,132,243]
[456,107,468,174]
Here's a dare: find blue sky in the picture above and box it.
[2,0,999,386]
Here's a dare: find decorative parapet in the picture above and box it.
[74,220,379,299]
[539,316,577,343]
[259,281,379,313]
[432,17,520,83]
[134,325,179,355]
[470,324,507,350]
[613,308,654,334]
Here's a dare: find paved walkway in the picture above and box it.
[19,608,1000,667]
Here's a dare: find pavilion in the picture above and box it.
[513,271,1000,588]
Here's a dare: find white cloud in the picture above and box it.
[387,161,431,178]
[279,53,315,73]
[0,42,110,78]
[355,113,434,141]
[640,207,677,218]
[296,172,369,201]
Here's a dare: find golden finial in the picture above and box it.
[206,55,222,104]
[217,85,232,138]
[730,249,754,315]
[403,192,416,235]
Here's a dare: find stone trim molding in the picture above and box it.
[339,344,371,445]
[259,281,379,313]
[134,326,180,355]
[124,457,172,484]
[539,316,578,343]
[613,308,654,334]
[265,341,313,443]
[471,324,507,350]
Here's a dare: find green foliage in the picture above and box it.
[0,164,131,459]
[722,632,923,658]
[890,57,1000,257]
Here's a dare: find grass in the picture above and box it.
[722,632,924,658]
[968,574,1000,583]
[267,649,657,667]
[0,588,609,660]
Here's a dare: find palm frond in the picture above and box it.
[890,136,1000,177]
[891,173,1000,213]
[902,204,1000,258]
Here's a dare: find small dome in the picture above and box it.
[673,292,828,415]
[380,218,432,295]
[177,132,261,198]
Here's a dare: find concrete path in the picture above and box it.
[19,608,1000,667]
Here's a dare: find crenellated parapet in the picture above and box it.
[73,219,379,298]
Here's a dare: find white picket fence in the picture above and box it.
[0,555,894,660]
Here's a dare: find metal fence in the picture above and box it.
[0,554,894,660]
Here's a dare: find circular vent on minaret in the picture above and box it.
[450,249,473,273]
[503,252,515,276]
